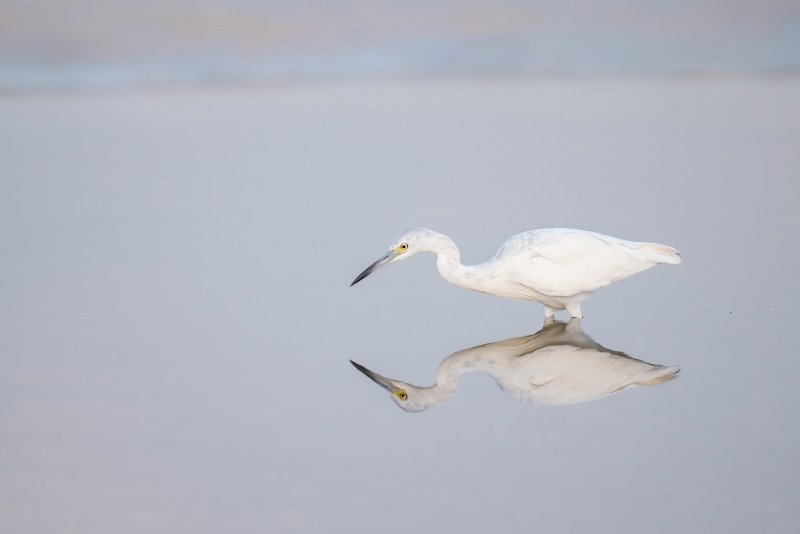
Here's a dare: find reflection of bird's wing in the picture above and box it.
[496,345,679,404]
[496,229,676,297]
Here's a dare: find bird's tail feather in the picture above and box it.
[636,365,680,386]
[642,243,681,265]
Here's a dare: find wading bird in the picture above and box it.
[350,318,679,412]
[351,228,680,318]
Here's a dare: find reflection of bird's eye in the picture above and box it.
[400,243,408,250]
[398,391,408,400]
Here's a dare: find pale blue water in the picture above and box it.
[0,77,798,532]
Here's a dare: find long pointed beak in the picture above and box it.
[350,360,399,393]
[350,250,398,286]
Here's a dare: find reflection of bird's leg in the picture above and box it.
[543,305,556,318]
[543,315,557,327]
[564,317,582,334]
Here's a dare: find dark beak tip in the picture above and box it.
[350,270,370,287]
[350,360,376,379]
[351,252,394,288]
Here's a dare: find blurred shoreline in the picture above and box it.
[2,1,799,94]
[2,69,799,99]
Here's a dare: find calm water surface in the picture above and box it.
[0,77,798,532]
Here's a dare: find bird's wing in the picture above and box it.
[497,229,648,297]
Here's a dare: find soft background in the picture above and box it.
[1,2,799,533]
[2,0,800,91]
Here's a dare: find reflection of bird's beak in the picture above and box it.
[350,250,398,286]
[350,360,401,393]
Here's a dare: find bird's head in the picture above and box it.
[350,360,440,413]
[350,228,436,286]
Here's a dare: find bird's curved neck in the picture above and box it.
[425,232,485,291]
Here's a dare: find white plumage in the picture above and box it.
[351,318,680,412]
[351,227,680,317]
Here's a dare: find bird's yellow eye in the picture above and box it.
[397,391,408,401]
[399,243,409,251]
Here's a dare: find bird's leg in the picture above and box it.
[566,303,582,319]
[543,305,556,319]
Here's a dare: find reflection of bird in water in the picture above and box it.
[351,319,679,412]
[351,227,680,318]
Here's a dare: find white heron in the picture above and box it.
[351,318,680,412]
[351,228,680,317]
